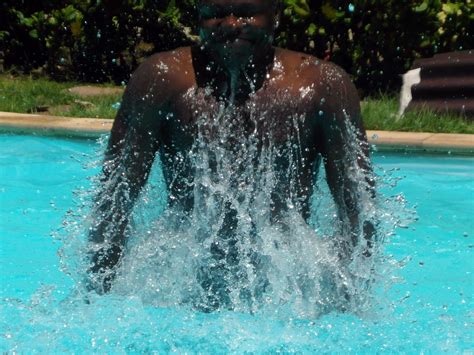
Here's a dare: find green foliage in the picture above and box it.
[276,0,474,94]
[1,0,197,83]
[1,0,473,93]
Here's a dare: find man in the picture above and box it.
[87,0,375,306]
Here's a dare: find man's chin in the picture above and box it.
[229,38,254,47]
[219,43,256,62]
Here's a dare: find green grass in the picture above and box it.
[1,75,473,134]
[362,95,474,134]
[0,75,121,119]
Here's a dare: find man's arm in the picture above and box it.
[87,61,163,293]
[318,63,376,261]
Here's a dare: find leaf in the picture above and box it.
[322,3,337,19]
[307,23,316,36]
[28,29,39,39]
[0,31,9,40]
[71,20,82,37]
[321,2,344,21]
[414,2,428,12]
[21,17,34,27]
[48,16,57,26]
[437,11,447,23]
[283,0,310,19]
[442,3,458,15]
[166,0,177,13]
[420,39,431,47]
[294,5,310,17]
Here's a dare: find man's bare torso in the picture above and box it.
[87,0,373,298]
[133,46,337,219]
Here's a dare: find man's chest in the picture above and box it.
[162,87,319,151]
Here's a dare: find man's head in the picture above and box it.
[197,0,280,64]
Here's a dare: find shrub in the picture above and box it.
[1,0,472,94]
[1,0,198,82]
[277,0,473,94]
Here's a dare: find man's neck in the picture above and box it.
[192,45,275,104]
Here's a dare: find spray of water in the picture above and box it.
[0,58,422,351]
[0,109,418,353]
[49,86,414,320]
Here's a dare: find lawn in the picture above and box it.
[1,75,473,134]
[0,75,122,119]
[361,96,474,134]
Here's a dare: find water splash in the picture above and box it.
[0,68,418,351]
[4,131,471,352]
[47,96,414,320]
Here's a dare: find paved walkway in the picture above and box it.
[1,111,473,152]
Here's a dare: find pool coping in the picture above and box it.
[1,111,473,153]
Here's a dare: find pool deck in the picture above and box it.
[1,111,473,153]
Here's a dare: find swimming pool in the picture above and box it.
[0,134,472,352]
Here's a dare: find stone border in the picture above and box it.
[367,130,474,153]
[0,111,111,138]
[1,111,473,152]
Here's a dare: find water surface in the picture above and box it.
[0,134,472,352]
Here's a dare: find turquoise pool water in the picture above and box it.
[0,134,472,352]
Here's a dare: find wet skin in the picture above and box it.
[89,0,374,294]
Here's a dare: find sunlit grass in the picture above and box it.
[362,95,474,134]
[1,75,473,133]
[0,75,121,119]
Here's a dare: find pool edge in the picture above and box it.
[1,111,473,153]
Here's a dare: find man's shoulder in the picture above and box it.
[275,47,319,68]
[275,47,351,87]
[124,47,194,104]
[273,47,359,122]
[135,47,193,82]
